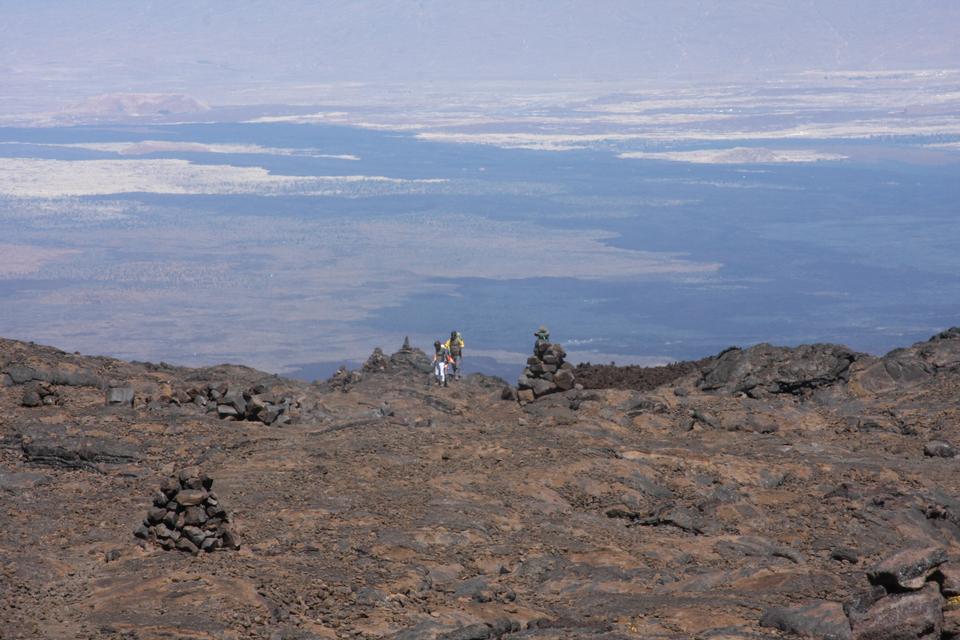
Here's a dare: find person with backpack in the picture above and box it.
[432,340,452,387]
[443,330,465,381]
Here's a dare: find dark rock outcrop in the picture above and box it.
[848,582,943,640]
[868,546,948,591]
[699,342,862,397]
[856,327,960,392]
[20,424,141,471]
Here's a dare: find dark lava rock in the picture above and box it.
[21,388,42,407]
[849,582,943,640]
[923,440,956,458]
[760,600,851,640]
[20,426,141,470]
[868,546,948,591]
[137,468,237,553]
[698,342,862,397]
[575,357,709,391]
[5,364,41,384]
[857,327,960,392]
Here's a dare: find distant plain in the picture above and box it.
[1,72,958,380]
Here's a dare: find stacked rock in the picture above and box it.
[186,383,296,426]
[134,467,239,554]
[516,335,576,403]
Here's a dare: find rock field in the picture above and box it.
[2,329,960,639]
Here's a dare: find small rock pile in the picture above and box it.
[21,381,59,407]
[761,545,960,639]
[189,383,296,426]
[134,467,239,554]
[328,338,432,392]
[516,339,576,403]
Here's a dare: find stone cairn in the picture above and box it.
[134,467,239,554]
[190,383,296,426]
[516,338,576,403]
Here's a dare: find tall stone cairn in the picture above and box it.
[516,339,576,403]
[134,466,239,554]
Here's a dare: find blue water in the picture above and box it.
[1,121,958,374]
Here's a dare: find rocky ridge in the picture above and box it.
[2,328,960,639]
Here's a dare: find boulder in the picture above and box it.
[849,583,943,640]
[5,365,40,384]
[856,328,960,393]
[217,404,239,418]
[146,506,166,524]
[220,389,246,416]
[868,546,947,591]
[760,600,851,640]
[105,386,134,405]
[530,378,557,397]
[175,490,208,506]
[20,425,141,470]
[699,343,862,397]
[183,506,207,526]
[21,388,42,407]
[554,369,576,391]
[924,441,956,458]
[259,404,282,425]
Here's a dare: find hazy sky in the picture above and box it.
[2,0,959,96]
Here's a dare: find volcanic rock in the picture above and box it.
[698,342,862,397]
[135,468,237,553]
[5,329,960,638]
[924,440,956,458]
[20,424,141,470]
[760,600,852,640]
[848,582,943,640]
[868,546,948,591]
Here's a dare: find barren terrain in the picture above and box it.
[3,328,960,638]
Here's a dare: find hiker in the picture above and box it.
[533,324,550,347]
[443,330,465,381]
[432,340,451,387]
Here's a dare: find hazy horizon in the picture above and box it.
[3,1,960,114]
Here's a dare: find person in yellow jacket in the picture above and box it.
[443,331,465,381]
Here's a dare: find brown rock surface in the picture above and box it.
[2,330,960,638]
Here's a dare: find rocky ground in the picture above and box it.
[2,329,960,639]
